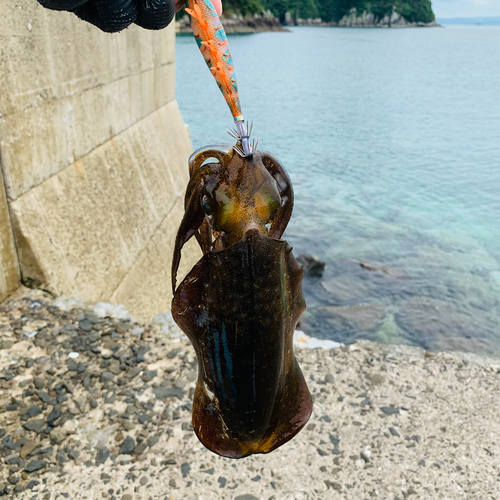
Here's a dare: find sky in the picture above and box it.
[432,0,500,18]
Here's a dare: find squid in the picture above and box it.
[171,141,312,458]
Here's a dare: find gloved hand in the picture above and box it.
[37,0,177,32]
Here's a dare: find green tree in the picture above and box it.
[371,0,393,21]
[293,0,320,19]
[224,0,265,15]
[261,0,290,21]
[395,0,434,22]
[181,0,435,25]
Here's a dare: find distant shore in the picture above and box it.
[176,12,288,34]
[176,9,440,35]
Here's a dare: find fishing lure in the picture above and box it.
[171,143,312,458]
[185,0,251,155]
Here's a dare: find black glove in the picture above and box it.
[38,0,176,33]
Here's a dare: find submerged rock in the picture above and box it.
[376,314,403,345]
[319,303,386,331]
[395,296,499,354]
[297,254,325,277]
[321,274,371,301]
[358,260,410,280]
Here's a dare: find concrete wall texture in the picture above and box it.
[0,2,199,321]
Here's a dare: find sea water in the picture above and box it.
[176,25,500,354]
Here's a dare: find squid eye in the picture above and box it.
[201,195,212,219]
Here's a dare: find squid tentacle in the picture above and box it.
[261,152,294,239]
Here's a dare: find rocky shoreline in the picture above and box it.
[176,11,287,34]
[1,287,499,499]
[176,9,439,35]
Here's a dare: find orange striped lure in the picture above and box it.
[186,0,252,155]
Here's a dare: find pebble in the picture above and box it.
[27,480,40,490]
[75,397,87,412]
[167,348,181,359]
[119,437,135,455]
[181,462,191,477]
[155,387,186,400]
[20,441,36,459]
[380,406,400,416]
[27,405,42,418]
[327,481,342,491]
[49,429,66,445]
[33,378,45,390]
[142,370,157,382]
[135,442,147,455]
[24,460,47,473]
[138,414,149,424]
[104,393,116,404]
[367,373,385,386]
[78,319,93,332]
[96,448,110,466]
[37,392,51,403]
[23,420,45,434]
[56,450,67,464]
[101,372,114,383]
[6,455,20,465]
[147,435,159,448]
[126,366,142,379]
[46,407,62,426]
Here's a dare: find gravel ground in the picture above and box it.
[1,287,499,500]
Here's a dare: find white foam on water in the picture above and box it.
[293,330,343,350]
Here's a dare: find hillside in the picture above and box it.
[223,0,435,24]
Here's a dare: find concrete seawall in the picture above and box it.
[0,2,199,320]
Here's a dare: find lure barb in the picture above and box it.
[186,0,252,155]
[228,122,256,157]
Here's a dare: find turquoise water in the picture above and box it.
[176,26,500,354]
